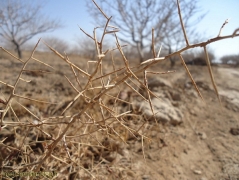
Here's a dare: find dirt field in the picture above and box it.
[0,52,239,180]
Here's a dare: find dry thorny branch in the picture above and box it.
[0,0,239,178]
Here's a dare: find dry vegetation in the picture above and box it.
[0,0,239,179]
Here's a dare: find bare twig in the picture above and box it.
[203,46,221,103]
[177,0,190,46]
[218,19,229,37]
[179,53,204,100]
[152,28,156,58]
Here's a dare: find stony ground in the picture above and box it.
[0,54,239,179]
[126,65,239,180]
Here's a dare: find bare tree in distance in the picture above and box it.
[76,36,112,59]
[0,0,62,58]
[41,37,69,53]
[86,0,205,64]
[76,37,97,59]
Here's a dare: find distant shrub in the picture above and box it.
[184,49,215,66]
[185,57,207,66]
[220,54,239,65]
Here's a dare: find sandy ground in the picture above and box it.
[0,54,239,179]
[127,65,239,180]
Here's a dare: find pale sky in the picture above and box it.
[29,0,239,61]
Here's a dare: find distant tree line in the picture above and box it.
[0,0,238,67]
[86,0,205,64]
[0,0,62,58]
[220,54,239,66]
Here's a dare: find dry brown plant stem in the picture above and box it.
[203,46,221,103]
[0,0,238,178]
[177,0,190,46]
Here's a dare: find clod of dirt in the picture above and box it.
[220,89,239,110]
[230,127,239,135]
[133,94,183,125]
[197,132,207,140]
[169,91,181,101]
